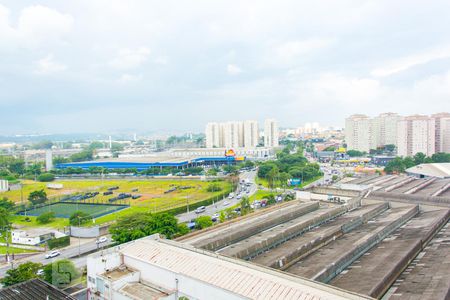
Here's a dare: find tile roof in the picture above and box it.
[120,237,370,300]
[0,278,75,300]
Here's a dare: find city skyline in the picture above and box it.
[1,1,450,134]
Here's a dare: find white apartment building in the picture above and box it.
[205,120,262,149]
[432,112,450,153]
[345,113,401,152]
[345,114,371,152]
[264,119,279,147]
[243,120,259,148]
[397,115,436,157]
[377,112,400,146]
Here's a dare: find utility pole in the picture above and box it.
[77,216,81,257]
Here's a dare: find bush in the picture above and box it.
[44,259,80,288]
[28,190,48,205]
[206,183,222,192]
[37,212,55,224]
[37,173,55,182]
[47,236,70,250]
[195,216,213,229]
[69,211,92,226]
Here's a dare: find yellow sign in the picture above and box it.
[225,149,236,157]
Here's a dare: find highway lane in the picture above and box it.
[177,170,258,223]
[0,172,258,277]
[0,235,112,278]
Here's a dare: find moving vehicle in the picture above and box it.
[223,201,230,206]
[45,250,61,259]
[36,269,44,276]
[195,206,206,214]
[228,193,235,199]
[96,236,108,244]
[211,213,219,222]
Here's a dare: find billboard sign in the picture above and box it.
[288,178,301,186]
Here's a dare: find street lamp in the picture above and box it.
[77,216,81,257]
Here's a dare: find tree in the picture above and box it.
[206,183,222,192]
[219,211,226,223]
[43,259,79,288]
[38,173,55,182]
[240,196,251,215]
[195,216,213,229]
[0,197,15,210]
[177,223,190,235]
[347,150,365,157]
[431,152,450,163]
[0,207,11,228]
[1,262,43,286]
[69,211,92,226]
[267,165,279,189]
[28,189,48,205]
[37,212,55,224]
[110,212,183,243]
[413,152,426,165]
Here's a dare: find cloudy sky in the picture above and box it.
[1,0,450,134]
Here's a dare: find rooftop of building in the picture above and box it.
[0,278,76,300]
[90,235,371,300]
[406,163,450,178]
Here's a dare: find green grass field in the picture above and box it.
[2,179,232,227]
[0,246,37,254]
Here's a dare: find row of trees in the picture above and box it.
[1,259,79,288]
[384,152,450,174]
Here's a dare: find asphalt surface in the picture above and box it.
[0,235,112,277]
[0,171,258,277]
[177,170,258,223]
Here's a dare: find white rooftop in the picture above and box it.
[406,163,450,179]
[112,235,371,300]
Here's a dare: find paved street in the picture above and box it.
[0,235,112,278]
[177,170,258,223]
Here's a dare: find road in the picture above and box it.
[0,235,112,278]
[0,171,259,277]
[177,170,258,223]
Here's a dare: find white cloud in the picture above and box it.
[118,73,143,83]
[154,56,169,65]
[274,38,335,65]
[371,46,450,77]
[0,4,73,47]
[34,54,67,74]
[227,64,242,75]
[109,47,151,69]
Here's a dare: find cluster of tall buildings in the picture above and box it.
[345,112,450,157]
[205,119,279,149]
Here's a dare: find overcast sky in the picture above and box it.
[1,0,450,134]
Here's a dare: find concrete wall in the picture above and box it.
[311,187,363,198]
[70,226,99,238]
[370,191,450,206]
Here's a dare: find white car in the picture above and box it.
[36,269,44,276]
[45,250,61,259]
[195,206,206,214]
[236,195,242,200]
[223,201,230,206]
[96,236,108,244]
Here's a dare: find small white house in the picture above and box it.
[0,180,8,192]
[12,229,66,246]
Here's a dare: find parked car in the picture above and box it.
[96,236,108,244]
[211,213,219,222]
[36,269,44,276]
[195,206,206,214]
[45,250,61,259]
[223,201,230,206]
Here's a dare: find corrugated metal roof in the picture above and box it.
[119,238,369,300]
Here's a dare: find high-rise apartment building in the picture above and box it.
[205,120,262,149]
[243,120,259,148]
[397,115,435,157]
[345,113,401,152]
[264,119,279,147]
[345,114,371,152]
[432,112,450,153]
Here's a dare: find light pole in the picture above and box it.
[77,216,81,257]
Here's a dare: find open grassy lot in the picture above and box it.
[255,175,323,189]
[0,246,37,254]
[3,179,232,226]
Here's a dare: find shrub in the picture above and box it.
[206,183,222,192]
[195,216,213,229]
[69,211,92,226]
[28,190,48,205]
[37,212,55,224]
[37,173,55,182]
[47,236,70,249]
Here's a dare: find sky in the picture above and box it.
[1,0,450,135]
